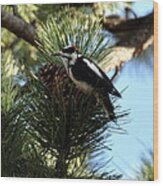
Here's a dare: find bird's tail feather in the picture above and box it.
[100,91,117,122]
[109,86,121,98]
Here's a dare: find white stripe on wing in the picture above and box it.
[83,58,103,79]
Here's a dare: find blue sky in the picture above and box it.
[111,46,154,179]
[107,1,154,179]
[132,0,154,17]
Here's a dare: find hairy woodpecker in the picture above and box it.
[54,46,121,121]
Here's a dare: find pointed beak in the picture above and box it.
[52,51,62,57]
[52,51,70,59]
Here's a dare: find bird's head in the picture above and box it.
[53,45,80,61]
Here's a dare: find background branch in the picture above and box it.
[1,8,154,72]
[101,12,154,71]
[1,8,38,47]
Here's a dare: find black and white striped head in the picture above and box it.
[54,46,80,60]
[62,46,79,54]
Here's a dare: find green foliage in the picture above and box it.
[37,5,139,72]
[35,2,132,21]
[37,9,113,65]
[18,76,110,178]
[1,54,26,176]
[2,5,38,23]
[136,151,154,181]
[2,5,38,69]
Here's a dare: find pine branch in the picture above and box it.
[2,7,153,72]
[101,12,154,71]
[103,12,153,33]
[1,8,38,47]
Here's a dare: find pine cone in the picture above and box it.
[38,63,97,110]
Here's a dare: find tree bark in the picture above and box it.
[1,8,38,47]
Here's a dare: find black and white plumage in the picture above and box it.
[54,46,121,121]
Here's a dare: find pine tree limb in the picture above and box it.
[101,12,154,72]
[103,12,153,34]
[1,8,38,47]
[1,8,153,72]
